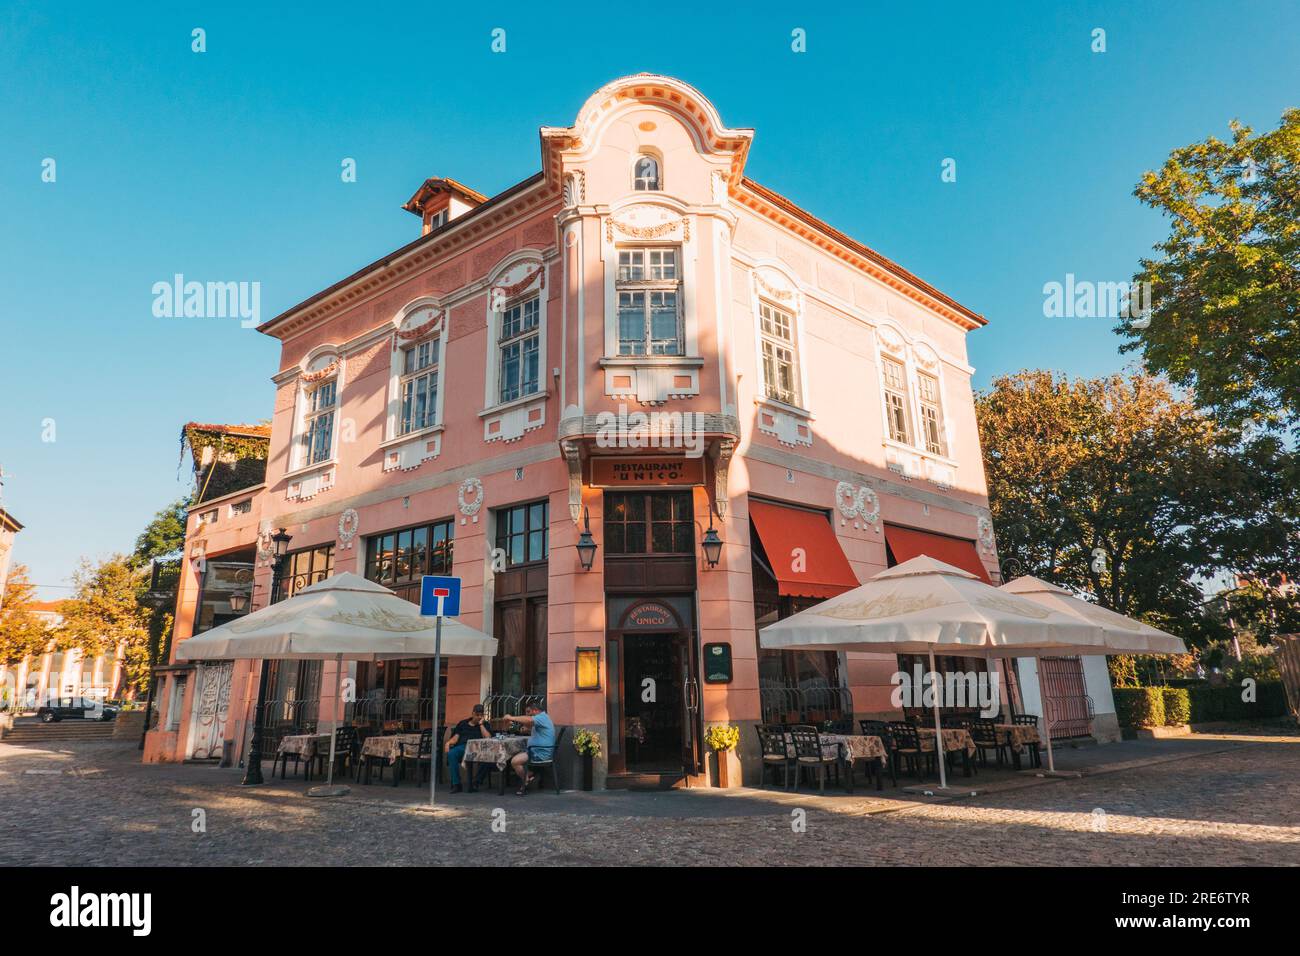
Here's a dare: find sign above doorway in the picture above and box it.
[590,456,705,488]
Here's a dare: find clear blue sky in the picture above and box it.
[2,1,1297,598]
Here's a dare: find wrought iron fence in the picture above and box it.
[759,680,853,727]
[255,697,320,755]
[481,693,546,722]
[344,694,439,733]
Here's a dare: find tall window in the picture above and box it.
[917,372,946,456]
[364,519,454,604]
[881,356,911,444]
[759,301,800,406]
[604,491,694,555]
[303,379,337,465]
[281,545,334,600]
[399,338,439,434]
[633,155,660,191]
[495,500,548,567]
[498,295,540,404]
[616,247,682,356]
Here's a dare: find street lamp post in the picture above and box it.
[241,528,292,786]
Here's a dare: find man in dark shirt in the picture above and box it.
[445,704,492,793]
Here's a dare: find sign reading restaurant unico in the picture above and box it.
[590,457,705,487]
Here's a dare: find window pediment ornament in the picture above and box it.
[752,269,800,309]
[913,342,940,371]
[395,306,444,345]
[300,357,339,383]
[605,209,690,242]
[876,325,906,355]
[489,263,545,309]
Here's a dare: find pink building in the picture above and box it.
[144,74,1110,784]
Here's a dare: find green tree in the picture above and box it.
[976,370,1286,648]
[59,556,153,696]
[0,564,53,668]
[131,496,190,568]
[1121,109,1300,434]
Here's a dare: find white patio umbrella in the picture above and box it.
[997,575,1187,770]
[176,572,496,803]
[760,556,1109,787]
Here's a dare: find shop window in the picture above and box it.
[604,491,693,555]
[363,519,454,603]
[281,545,334,600]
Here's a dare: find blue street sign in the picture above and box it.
[420,575,461,617]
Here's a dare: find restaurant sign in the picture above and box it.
[590,456,705,487]
[703,643,732,683]
[625,601,677,629]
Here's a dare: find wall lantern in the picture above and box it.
[228,590,250,614]
[576,647,601,690]
[575,507,597,571]
[701,512,723,568]
[271,527,293,559]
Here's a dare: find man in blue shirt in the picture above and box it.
[502,702,555,796]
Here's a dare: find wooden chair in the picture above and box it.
[757,724,795,789]
[789,726,839,795]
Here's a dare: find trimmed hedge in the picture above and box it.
[1161,687,1191,726]
[1187,682,1289,723]
[1114,687,1165,728]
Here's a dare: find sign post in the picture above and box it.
[420,575,462,807]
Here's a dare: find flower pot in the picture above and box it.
[714,748,739,788]
[580,752,593,791]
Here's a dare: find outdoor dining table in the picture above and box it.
[463,735,530,795]
[359,733,423,785]
[916,727,977,777]
[275,733,331,779]
[783,732,890,792]
[993,723,1042,770]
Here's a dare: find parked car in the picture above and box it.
[36,697,119,722]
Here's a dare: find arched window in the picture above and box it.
[633,155,660,191]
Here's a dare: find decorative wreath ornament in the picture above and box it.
[457,477,484,516]
[337,508,360,546]
[855,486,881,523]
[977,516,996,552]
[835,481,859,519]
[300,359,339,384]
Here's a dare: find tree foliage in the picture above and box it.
[0,565,53,667]
[131,496,190,568]
[1121,109,1300,433]
[976,369,1291,647]
[58,556,153,694]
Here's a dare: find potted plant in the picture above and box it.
[705,724,741,788]
[572,729,601,791]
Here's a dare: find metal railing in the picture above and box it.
[759,681,853,727]
[255,697,320,755]
[344,695,440,733]
[481,693,546,722]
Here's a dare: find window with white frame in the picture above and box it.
[399,338,440,434]
[881,356,911,445]
[633,155,660,191]
[303,378,337,465]
[917,372,946,456]
[616,247,682,356]
[759,301,800,406]
[497,295,540,403]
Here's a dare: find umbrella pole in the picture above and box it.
[1039,653,1056,772]
[929,648,947,790]
[308,654,349,798]
[430,614,443,807]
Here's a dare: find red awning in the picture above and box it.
[883,524,992,583]
[749,501,860,599]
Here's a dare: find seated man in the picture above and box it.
[444,704,492,794]
[502,702,555,796]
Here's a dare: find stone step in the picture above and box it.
[3,722,118,743]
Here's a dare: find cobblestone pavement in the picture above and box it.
[1,732,1297,866]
